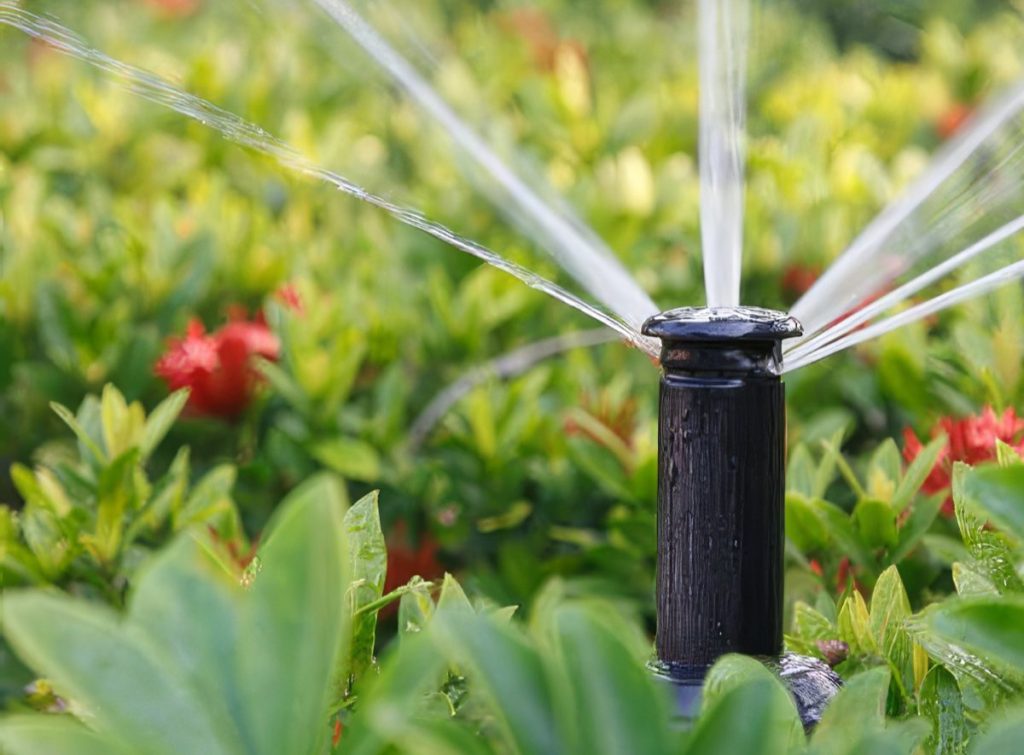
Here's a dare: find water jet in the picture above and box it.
[642,306,841,726]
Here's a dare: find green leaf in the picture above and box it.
[236,473,350,755]
[547,602,679,755]
[175,464,238,536]
[953,562,998,597]
[788,445,816,498]
[971,708,1024,754]
[837,590,877,656]
[893,435,946,512]
[853,498,898,549]
[139,388,189,461]
[50,400,106,465]
[961,464,1024,543]
[430,612,561,755]
[890,491,945,563]
[867,439,902,501]
[918,667,968,755]
[870,566,913,695]
[809,667,890,754]
[812,499,874,568]
[953,464,1023,593]
[128,535,252,752]
[0,593,237,755]
[686,677,802,755]
[786,493,829,552]
[923,596,1024,672]
[437,573,474,616]
[342,633,452,755]
[398,579,436,637]
[311,437,381,483]
[995,440,1023,467]
[342,491,386,688]
[0,713,126,755]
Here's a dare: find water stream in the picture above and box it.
[0,2,658,357]
[5,0,1024,372]
[788,80,1024,366]
[698,0,749,308]
[307,0,661,334]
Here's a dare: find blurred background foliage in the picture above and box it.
[3,0,1024,725]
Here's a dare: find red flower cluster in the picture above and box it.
[903,407,1024,515]
[155,315,279,420]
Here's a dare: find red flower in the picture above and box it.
[384,520,444,597]
[937,103,974,141]
[143,0,203,18]
[903,407,1024,515]
[331,718,343,748]
[781,264,820,301]
[155,315,279,420]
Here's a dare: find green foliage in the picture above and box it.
[1,385,243,602]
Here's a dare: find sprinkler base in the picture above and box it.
[651,653,842,731]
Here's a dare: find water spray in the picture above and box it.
[642,306,841,727]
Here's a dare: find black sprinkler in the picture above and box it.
[642,306,841,729]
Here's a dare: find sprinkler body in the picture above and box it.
[642,307,840,726]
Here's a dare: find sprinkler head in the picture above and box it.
[642,306,839,729]
[642,306,802,375]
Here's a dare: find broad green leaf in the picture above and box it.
[342,491,387,688]
[139,388,189,461]
[953,563,998,597]
[702,654,804,750]
[430,612,561,755]
[342,633,454,755]
[686,677,802,755]
[788,445,817,498]
[786,602,837,657]
[971,708,1024,754]
[1,592,237,755]
[0,713,126,755]
[311,437,381,483]
[961,464,1024,544]
[809,667,890,754]
[811,499,874,568]
[870,566,913,695]
[853,498,898,549]
[236,473,350,755]
[953,464,1023,594]
[841,719,930,755]
[128,535,251,751]
[893,435,946,512]
[786,493,829,552]
[547,603,678,755]
[919,667,968,755]
[923,596,1024,672]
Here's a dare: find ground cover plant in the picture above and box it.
[3,0,1024,752]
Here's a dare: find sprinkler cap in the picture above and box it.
[641,306,802,343]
